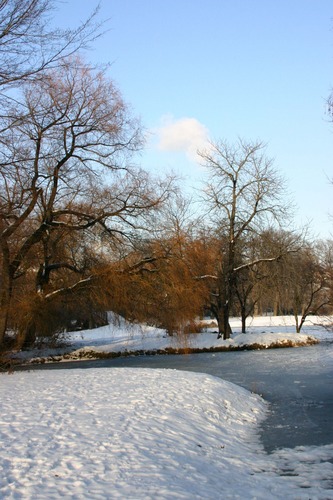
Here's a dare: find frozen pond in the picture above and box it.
[18,341,333,453]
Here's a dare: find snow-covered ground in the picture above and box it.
[1,367,333,499]
[1,316,332,498]
[12,314,330,365]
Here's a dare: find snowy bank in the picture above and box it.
[11,315,326,365]
[0,368,332,499]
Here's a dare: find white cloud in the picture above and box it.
[155,115,210,161]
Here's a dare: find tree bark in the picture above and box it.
[241,306,246,333]
[216,295,233,340]
[0,244,14,347]
[0,297,10,347]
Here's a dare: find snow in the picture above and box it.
[1,316,332,498]
[13,314,328,365]
[1,368,332,499]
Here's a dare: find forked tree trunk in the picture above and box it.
[215,270,235,340]
[216,304,232,340]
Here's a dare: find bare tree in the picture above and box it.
[198,138,294,339]
[278,241,333,332]
[0,0,102,90]
[0,59,172,348]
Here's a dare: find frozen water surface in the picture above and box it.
[99,342,333,452]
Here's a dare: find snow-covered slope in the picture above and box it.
[1,368,332,499]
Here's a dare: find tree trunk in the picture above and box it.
[241,306,246,333]
[294,312,300,333]
[16,324,37,350]
[0,306,9,348]
[273,292,280,316]
[296,312,307,333]
[0,271,13,348]
[215,281,234,339]
[216,304,232,340]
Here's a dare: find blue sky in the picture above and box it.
[55,1,333,238]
